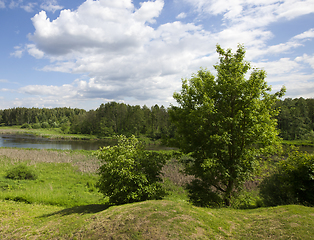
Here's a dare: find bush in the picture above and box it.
[31,123,41,129]
[259,150,314,206]
[50,122,59,128]
[94,135,172,205]
[5,164,37,180]
[21,123,31,129]
[41,122,50,128]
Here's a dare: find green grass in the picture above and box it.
[0,148,314,239]
[281,139,314,146]
[0,200,313,239]
[0,152,104,207]
[0,125,99,140]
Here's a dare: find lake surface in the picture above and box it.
[0,134,173,151]
[0,134,112,150]
[2,133,311,152]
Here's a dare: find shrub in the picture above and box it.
[50,122,59,128]
[31,123,41,129]
[41,122,50,128]
[5,164,37,180]
[21,123,31,129]
[259,150,314,206]
[94,135,172,205]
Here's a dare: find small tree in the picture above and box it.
[169,44,285,206]
[95,135,170,205]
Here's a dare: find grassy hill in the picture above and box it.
[0,148,314,239]
[1,200,314,239]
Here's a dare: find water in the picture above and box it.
[0,134,112,150]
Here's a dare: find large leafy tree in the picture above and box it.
[169,44,285,206]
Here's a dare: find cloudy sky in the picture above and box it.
[0,0,314,110]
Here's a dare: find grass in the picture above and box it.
[281,139,314,146]
[0,148,104,207]
[1,200,313,239]
[0,125,100,140]
[0,148,314,239]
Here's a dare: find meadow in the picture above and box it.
[0,125,100,140]
[0,147,314,239]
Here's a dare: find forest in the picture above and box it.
[0,102,173,140]
[1,97,314,141]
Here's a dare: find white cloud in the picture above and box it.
[8,0,38,12]
[25,0,217,104]
[19,84,76,97]
[9,0,21,9]
[15,0,313,107]
[0,88,11,92]
[293,28,314,40]
[255,58,301,77]
[10,46,24,58]
[176,12,187,19]
[184,0,314,29]
[21,2,37,12]
[40,0,63,13]
[0,0,5,8]
[134,0,164,23]
[27,44,44,59]
[0,79,8,83]
[295,54,314,69]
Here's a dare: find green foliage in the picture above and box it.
[275,97,313,140]
[41,122,50,128]
[95,135,171,205]
[21,123,31,129]
[5,164,37,180]
[0,103,173,139]
[259,149,314,206]
[31,123,41,129]
[170,44,285,206]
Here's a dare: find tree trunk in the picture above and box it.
[224,179,234,206]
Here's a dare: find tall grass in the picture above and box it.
[0,148,192,207]
[0,149,105,207]
[0,126,99,140]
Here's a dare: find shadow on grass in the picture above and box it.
[38,204,111,218]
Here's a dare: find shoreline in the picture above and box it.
[0,127,102,141]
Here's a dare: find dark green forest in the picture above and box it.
[1,97,314,141]
[0,102,173,140]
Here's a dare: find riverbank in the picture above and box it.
[0,126,170,151]
[0,126,100,140]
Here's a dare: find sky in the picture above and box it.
[0,0,314,110]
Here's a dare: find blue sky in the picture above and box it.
[0,0,314,110]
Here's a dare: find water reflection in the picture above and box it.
[0,134,112,150]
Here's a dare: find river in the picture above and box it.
[0,134,173,151]
[1,133,312,152]
[0,134,112,150]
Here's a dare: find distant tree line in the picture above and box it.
[1,98,314,140]
[0,102,174,139]
[276,98,314,140]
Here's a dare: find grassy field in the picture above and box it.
[0,148,103,207]
[0,148,314,239]
[0,125,99,140]
[1,199,314,239]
